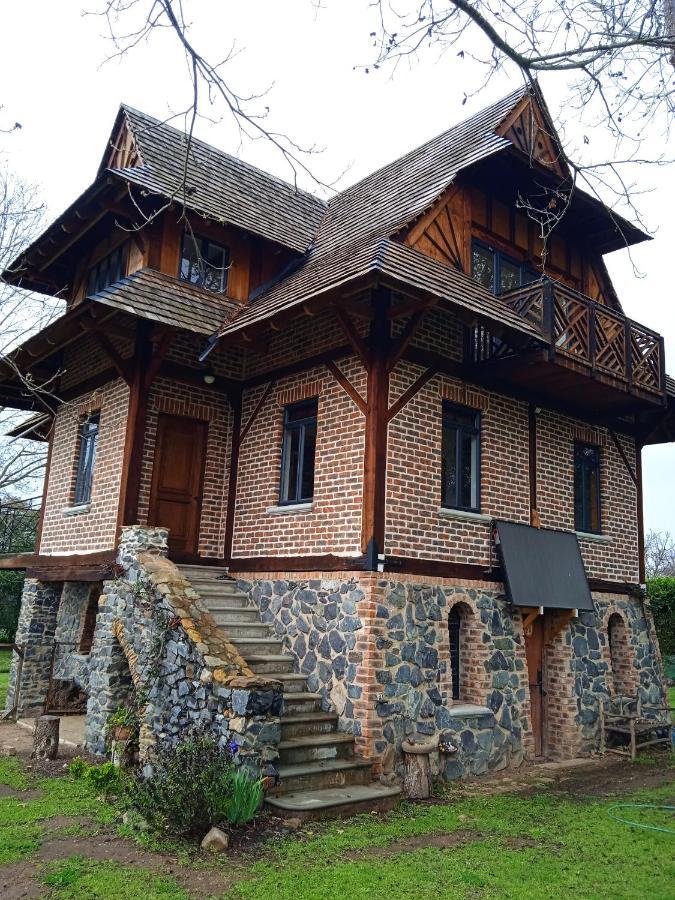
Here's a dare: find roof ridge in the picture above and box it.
[328,84,530,206]
[119,104,326,207]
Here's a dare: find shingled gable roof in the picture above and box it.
[214,237,544,345]
[103,106,327,254]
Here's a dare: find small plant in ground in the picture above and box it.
[220,767,264,827]
[126,731,240,835]
[68,757,126,795]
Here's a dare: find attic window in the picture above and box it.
[180,232,229,293]
[471,240,537,295]
[87,244,127,295]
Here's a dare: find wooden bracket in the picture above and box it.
[326,360,367,415]
[386,309,428,373]
[334,308,370,369]
[85,328,133,385]
[522,606,544,632]
[609,430,638,486]
[240,381,275,445]
[386,368,436,423]
[546,608,577,642]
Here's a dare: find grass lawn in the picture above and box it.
[0,750,673,900]
[0,648,10,709]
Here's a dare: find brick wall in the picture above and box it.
[39,378,129,554]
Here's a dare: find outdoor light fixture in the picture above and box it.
[202,368,216,385]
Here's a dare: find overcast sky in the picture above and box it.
[1,1,673,532]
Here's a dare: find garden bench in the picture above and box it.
[599,694,672,761]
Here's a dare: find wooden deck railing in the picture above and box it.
[0,501,40,554]
[498,280,665,396]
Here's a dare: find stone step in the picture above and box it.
[177,565,230,579]
[280,711,338,738]
[201,594,251,610]
[265,783,401,821]
[214,621,273,639]
[229,637,284,655]
[278,732,355,766]
[244,654,296,675]
[282,693,323,716]
[273,673,309,695]
[208,606,260,624]
[273,758,373,794]
[192,583,244,598]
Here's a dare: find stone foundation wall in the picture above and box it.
[85,527,283,763]
[53,582,94,688]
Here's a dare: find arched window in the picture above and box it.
[448,602,475,703]
[607,613,632,696]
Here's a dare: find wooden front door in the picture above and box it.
[524,614,546,757]
[148,414,207,557]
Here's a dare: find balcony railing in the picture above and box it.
[472,279,665,398]
[0,500,40,554]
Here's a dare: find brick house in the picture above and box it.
[0,86,672,813]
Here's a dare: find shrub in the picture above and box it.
[0,571,23,642]
[127,733,238,835]
[648,577,675,657]
[68,758,125,794]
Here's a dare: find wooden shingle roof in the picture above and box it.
[106,106,327,254]
[216,237,544,344]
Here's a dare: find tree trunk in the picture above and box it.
[32,715,60,760]
[401,740,434,799]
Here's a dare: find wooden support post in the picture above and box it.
[361,288,390,569]
[118,321,153,530]
[223,387,243,564]
[401,739,435,800]
[33,715,59,760]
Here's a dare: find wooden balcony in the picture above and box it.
[467,279,666,414]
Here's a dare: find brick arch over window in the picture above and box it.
[447,598,485,706]
[606,611,634,696]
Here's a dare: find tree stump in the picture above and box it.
[401,738,436,800]
[32,715,60,760]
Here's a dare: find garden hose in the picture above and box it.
[606,803,675,835]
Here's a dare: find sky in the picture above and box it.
[1,0,673,532]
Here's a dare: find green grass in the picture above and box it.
[229,785,675,900]
[0,762,117,865]
[43,857,188,899]
[668,685,674,710]
[0,648,11,709]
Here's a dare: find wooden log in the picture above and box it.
[401,738,436,800]
[32,715,60,760]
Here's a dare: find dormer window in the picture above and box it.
[87,244,127,295]
[472,240,538,295]
[180,232,229,293]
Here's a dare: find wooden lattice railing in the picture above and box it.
[497,280,665,396]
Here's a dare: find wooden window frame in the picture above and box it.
[179,231,230,293]
[73,413,100,505]
[441,401,481,513]
[86,244,127,296]
[471,238,538,295]
[278,398,318,506]
[574,441,602,534]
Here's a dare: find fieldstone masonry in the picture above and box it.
[83,526,283,762]
[5,579,62,714]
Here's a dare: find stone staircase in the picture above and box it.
[177,564,400,819]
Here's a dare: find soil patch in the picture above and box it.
[550,757,675,798]
[343,829,483,860]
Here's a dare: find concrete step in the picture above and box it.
[265,783,401,821]
[229,637,284,655]
[278,732,355,766]
[280,711,337,739]
[207,606,260,624]
[213,621,273,639]
[201,595,251,610]
[244,654,296,675]
[273,758,373,794]
[282,693,323,716]
[192,583,245,598]
[273,673,309,695]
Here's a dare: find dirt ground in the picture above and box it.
[1,720,673,899]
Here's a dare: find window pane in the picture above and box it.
[441,425,458,508]
[280,427,301,503]
[300,422,317,500]
[472,245,495,292]
[445,408,476,429]
[180,234,202,285]
[459,431,476,509]
[574,443,600,533]
[587,465,600,532]
[448,607,461,701]
[500,259,521,293]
